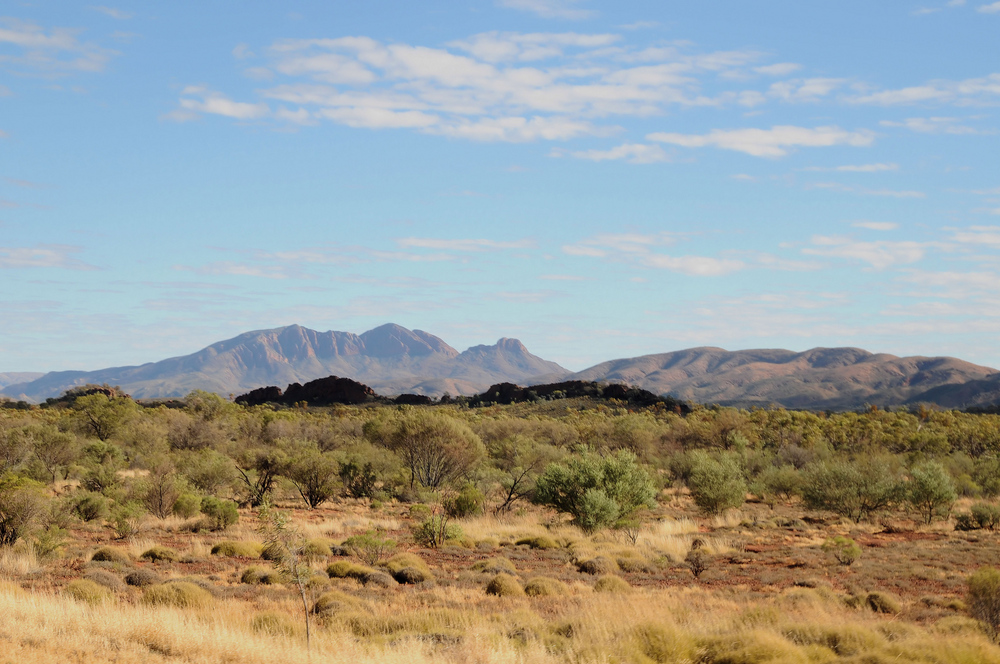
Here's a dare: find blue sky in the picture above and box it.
[2,0,1000,373]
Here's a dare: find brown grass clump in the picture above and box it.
[866,591,902,614]
[65,578,113,604]
[326,560,397,587]
[631,623,696,663]
[141,581,214,608]
[382,552,433,584]
[312,590,363,617]
[594,575,632,594]
[516,536,560,550]
[577,556,619,575]
[302,539,333,560]
[85,569,125,592]
[250,611,299,637]
[211,540,262,558]
[486,573,525,597]
[523,576,569,597]
[471,557,517,575]
[616,555,655,573]
[241,566,284,585]
[140,545,179,563]
[90,546,131,564]
[124,568,160,587]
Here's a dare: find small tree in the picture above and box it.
[285,448,339,509]
[256,501,314,649]
[968,567,1000,639]
[0,475,45,546]
[802,458,905,522]
[822,536,861,565]
[687,453,747,515]
[908,461,957,524]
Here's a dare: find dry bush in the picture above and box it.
[516,535,560,550]
[594,575,632,594]
[486,573,525,597]
[211,540,263,558]
[85,569,125,592]
[142,581,213,608]
[524,577,569,597]
[382,552,433,584]
[471,557,517,575]
[124,568,160,587]
[578,556,618,575]
[65,578,112,604]
[90,546,131,564]
[140,545,179,563]
[312,590,363,617]
[241,566,284,585]
[250,611,298,637]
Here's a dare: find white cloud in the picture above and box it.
[0,17,117,74]
[768,77,844,102]
[562,233,744,276]
[802,236,931,269]
[0,244,96,270]
[497,0,597,20]
[851,74,1000,105]
[950,225,1000,246]
[852,221,900,231]
[449,31,618,63]
[554,142,669,163]
[978,1,1000,11]
[754,63,801,76]
[804,163,898,172]
[396,238,535,251]
[647,125,875,158]
[178,86,270,120]
[89,6,133,19]
[880,116,987,135]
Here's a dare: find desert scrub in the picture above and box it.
[343,530,396,565]
[241,565,284,585]
[516,535,560,550]
[471,557,517,575]
[823,536,862,565]
[199,496,239,531]
[260,540,289,562]
[577,556,619,575]
[326,560,396,587]
[251,611,298,637]
[866,591,902,614]
[142,581,213,608]
[486,573,525,597]
[524,576,569,597]
[382,552,433,584]
[312,590,363,617]
[124,568,160,587]
[594,575,632,593]
[65,578,112,604]
[85,569,124,591]
[139,545,179,563]
[302,538,333,560]
[90,546,131,564]
[210,540,262,557]
[967,567,1000,636]
[412,515,463,548]
[630,623,696,664]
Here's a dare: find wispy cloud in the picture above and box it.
[880,116,988,134]
[497,0,597,20]
[802,236,933,269]
[396,238,535,251]
[562,233,744,276]
[754,63,801,76]
[89,6,133,20]
[0,17,117,75]
[978,1,1000,12]
[0,244,97,270]
[804,163,898,173]
[807,182,925,198]
[852,221,900,231]
[552,142,669,163]
[647,125,874,158]
[850,74,1000,106]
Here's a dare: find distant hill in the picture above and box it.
[0,324,570,402]
[569,347,1000,411]
[0,372,43,390]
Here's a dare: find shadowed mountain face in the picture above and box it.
[0,373,43,390]
[568,347,1000,410]
[0,324,569,402]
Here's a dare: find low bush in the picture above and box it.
[241,566,283,585]
[343,530,396,565]
[471,558,517,575]
[109,501,146,540]
[593,575,631,593]
[685,549,710,579]
[172,493,202,519]
[312,590,362,617]
[140,546,179,563]
[383,553,433,584]
[65,578,112,604]
[523,576,568,597]
[200,496,239,531]
[632,623,695,664]
[142,581,213,608]
[486,573,525,597]
[972,502,1000,530]
[577,556,618,575]
[250,611,297,637]
[85,570,124,591]
[866,591,902,614]
[260,541,288,562]
[516,536,559,550]
[444,484,484,519]
[210,540,262,558]
[412,516,463,548]
[822,536,862,566]
[967,567,1000,636]
[326,560,397,587]
[302,539,333,560]
[73,492,109,522]
[90,546,130,564]
[124,568,160,587]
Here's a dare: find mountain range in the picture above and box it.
[3,323,1000,411]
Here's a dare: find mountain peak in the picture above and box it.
[359,323,458,358]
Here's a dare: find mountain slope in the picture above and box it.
[0,372,43,391]
[0,324,568,402]
[570,347,999,410]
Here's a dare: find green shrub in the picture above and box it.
[140,545,179,563]
[866,591,901,614]
[327,560,368,579]
[822,536,862,566]
[343,530,396,565]
[73,492,109,522]
[486,573,525,597]
[412,516,462,548]
[65,578,112,604]
[967,567,1000,635]
[340,460,378,499]
[108,501,146,539]
[33,525,68,559]
[956,512,981,531]
[408,504,432,520]
[802,458,905,522]
[687,453,747,515]
[91,546,131,564]
[971,502,1000,530]
[210,540,262,558]
[241,566,283,585]
[523,576,568,597]
[515,536,559,550]
[142,581,213,608]
[444,484,484,519]
[124,568,160,587]
[172,493,202,519]
[577,556,618,575]
[908,461,957,524]
[471,558,517,575]
[251,611,297,637]
[593,575,631,593]
[200,496,239,531]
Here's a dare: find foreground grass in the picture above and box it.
[1,578,998,664]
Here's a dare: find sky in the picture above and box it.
[1,1,1000,374]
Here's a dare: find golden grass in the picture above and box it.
[0,541,40,576]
